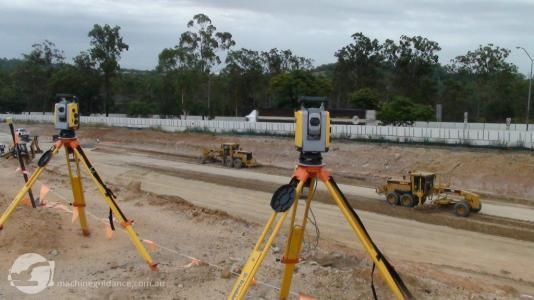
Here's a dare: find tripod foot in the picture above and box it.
[82,229,90,236]
[149,262,158,272]
[0,224,3,230]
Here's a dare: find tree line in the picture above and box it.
[0,13,530,124]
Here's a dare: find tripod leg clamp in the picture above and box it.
[120,220,134,228]
[280,256,299,264]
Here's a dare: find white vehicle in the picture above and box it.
[15,128,30,141]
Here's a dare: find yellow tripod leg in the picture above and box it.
[228,179,306,300]
[71,146,157,271]
[65,147,90,236]
[323,178,409,300]
[0,143,62,229]
[279,177,316,299]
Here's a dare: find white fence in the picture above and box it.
[1,114,533,149]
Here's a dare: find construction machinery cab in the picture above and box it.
[410,171,436,202]
[222,143,240,152]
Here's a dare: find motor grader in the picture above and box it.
[198,143,257,169]
[376,170,481,217]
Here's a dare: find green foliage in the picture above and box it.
[222,48,265,115]
[0,58,24,72]
[378,96,434,126]
[174,13,235,74]
[127,100,156,117]
[447,44,519,121]
[88,24,129,116]
[261,48,313,75]
[11,40,65,112]
[49,64,100,115]
[0,18,529,124]
[449,44,516,75]
[348,87,379,109]
[269,70,332,108]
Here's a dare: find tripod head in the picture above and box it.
[294,96,330,165]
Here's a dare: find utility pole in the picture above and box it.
[517,46,533,131]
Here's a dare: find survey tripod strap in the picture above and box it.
[75,144,127,228]
[325,177,414,300]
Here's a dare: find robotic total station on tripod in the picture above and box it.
[0,94,157,271]
[228,97,413,300]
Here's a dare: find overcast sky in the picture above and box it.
[1,0,533,75]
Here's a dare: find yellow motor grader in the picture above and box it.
[376,170,481,217]
[198,143,257,169]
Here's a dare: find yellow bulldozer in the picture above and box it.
[199,143,257,169]
[376,170,481,217]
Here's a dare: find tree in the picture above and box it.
[159,14,235,116]
[333,33,385,107]
[0,70,25,112]
[378,95,434,126]
[269,70,332,108]
[260,48,313,75]
[348,87,380,109]
[449,44,517,121]
[12,40,65,111]
[222,48,265,115]
[48,52,101,115]
[179,13,235,73]
[88,24,129,116]
[382,35,441,104]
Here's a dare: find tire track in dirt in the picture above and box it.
[125,159,534,244]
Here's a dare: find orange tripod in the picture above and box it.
[0,134,157,271]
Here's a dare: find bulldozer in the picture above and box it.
[199,143,258,169]
[376,170,481,217]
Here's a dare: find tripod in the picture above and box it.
[0,130,157,271]
[228,154,412,300]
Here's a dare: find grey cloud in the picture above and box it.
[0,0,532,74]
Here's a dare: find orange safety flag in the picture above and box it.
[299,294,316,300]
[251,277,257,286]
[181,258,202,268]
[105,224,113,240]
[39,185,50,205]
[14,167,29,175]
[71,207,79,223]
[142,239,157,252]
[21,197,32,207]
[56,204,71,213]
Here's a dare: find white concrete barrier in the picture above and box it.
[1,114,532,149]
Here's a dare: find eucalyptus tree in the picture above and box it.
[159,13,235,116]
[88,24,129,116]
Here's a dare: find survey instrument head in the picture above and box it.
[54,94,80,132]
[294,96,330,165]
